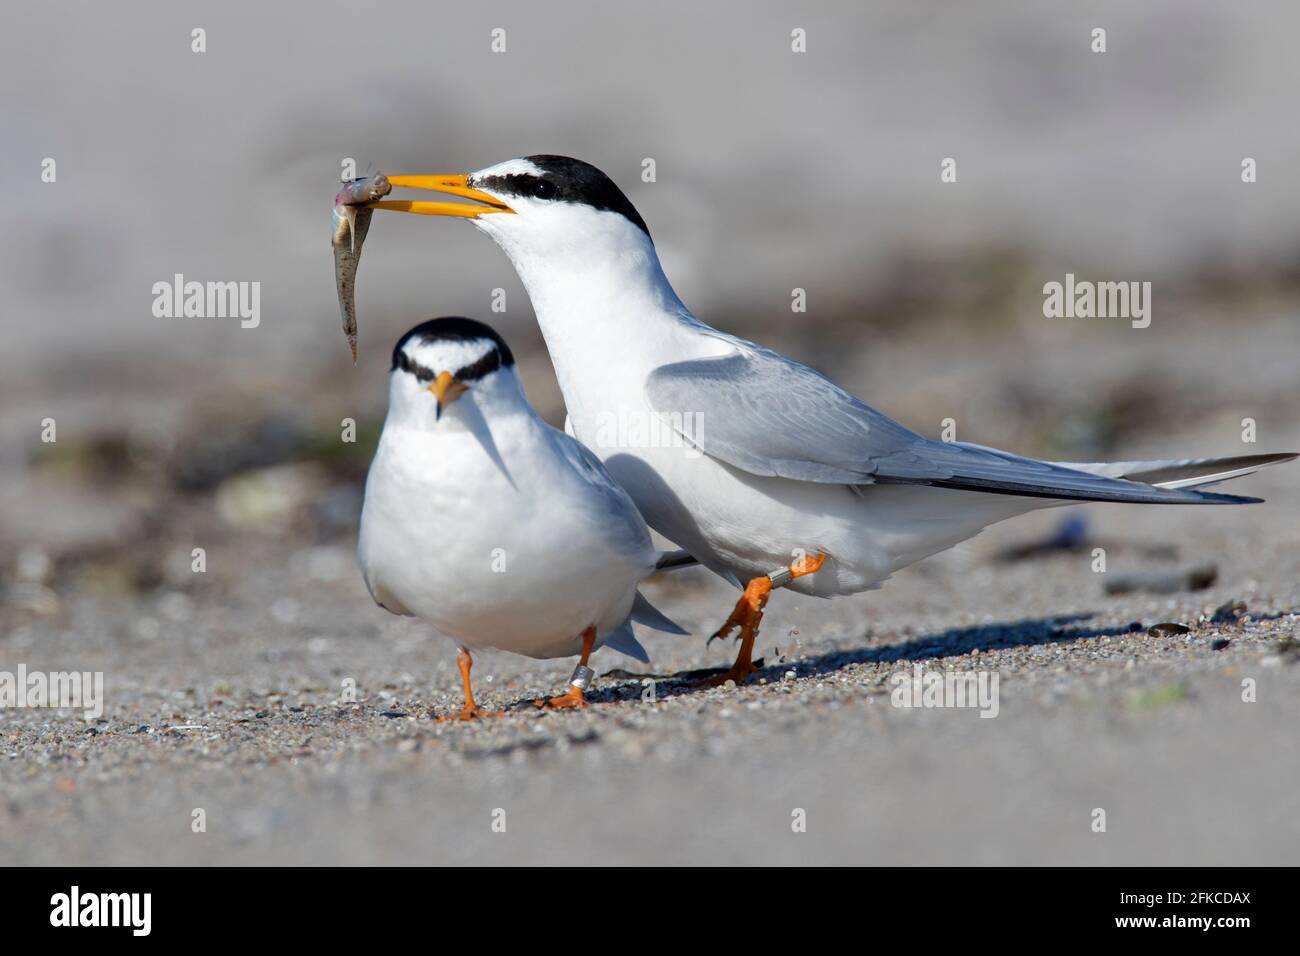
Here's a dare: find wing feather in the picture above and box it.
[645,339,1263,505]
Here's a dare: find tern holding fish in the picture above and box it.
[358,316,687,719]
[351,155,1297,688]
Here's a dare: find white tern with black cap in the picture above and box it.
[358,316,687,719]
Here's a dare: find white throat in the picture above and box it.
[472,208,704,418]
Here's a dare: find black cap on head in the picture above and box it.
[472,155,651,239]
[392,317,515,383]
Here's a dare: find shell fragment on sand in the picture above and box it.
[333,174,392,362]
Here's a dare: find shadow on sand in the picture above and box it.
[590,611,1144,704]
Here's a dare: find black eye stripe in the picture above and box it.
[394,348,504,384]
[477,173,553,199]
[453,348,504,383]
[396,350,435,382]
[471,156,651,238]
[390,317,517,382]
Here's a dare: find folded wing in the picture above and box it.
[646,340,1285,505]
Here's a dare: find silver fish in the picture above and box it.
[333,174,391,362]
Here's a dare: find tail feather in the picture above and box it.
[604,590,690,665]
[654,549,699,571]
[912,441,1270,505]
[630,590,689,635]
[1054,452,1296,493]
[602,622,650,663]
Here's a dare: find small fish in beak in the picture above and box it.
[332,174,392,362]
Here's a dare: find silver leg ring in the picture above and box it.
[767,567,794,588]
[569,664,596,692]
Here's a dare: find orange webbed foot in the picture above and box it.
[695,659,763,688]
[436,703,504,722]
[696,553,826,688]
[532,626,598,710]
[790,552,827,577]
[532,687,589,710]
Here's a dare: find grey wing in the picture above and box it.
[645,336,1259,505]
[646,341,917,483]
[546,427,658,561]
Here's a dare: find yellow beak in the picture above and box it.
[428,370,469,419]
[370,174,514,219]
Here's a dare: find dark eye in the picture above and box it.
[531,178,557,200]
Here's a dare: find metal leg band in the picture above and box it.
[569,664,596,692]
[767,566,794,588]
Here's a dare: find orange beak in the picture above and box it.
[428,371,469,419]
[370,174,514,219]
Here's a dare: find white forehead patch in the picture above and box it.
[471,157,545,180]
[402,336,498,375]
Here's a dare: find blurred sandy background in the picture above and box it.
[4,1,1300,427]
[2,1,1298,865]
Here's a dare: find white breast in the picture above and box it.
[358,415,652,658]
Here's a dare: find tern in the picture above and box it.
[369,157,1296,686]
[358,316,686,718]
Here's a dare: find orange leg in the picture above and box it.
[436,647,502,721]
[698,552,826,687]
[534,626,597,710]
